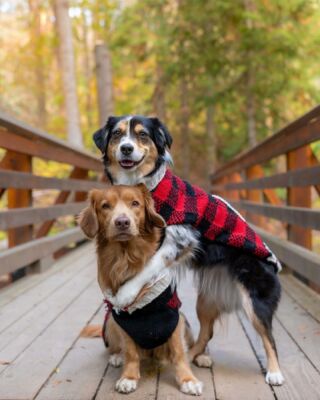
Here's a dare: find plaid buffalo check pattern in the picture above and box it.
[152,169,280,270]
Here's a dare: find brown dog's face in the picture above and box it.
[78,184,165,241]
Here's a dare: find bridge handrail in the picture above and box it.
[211,104,320,180]
[0,112,105,277]
[211,105,320,287]
[0,110,102,171]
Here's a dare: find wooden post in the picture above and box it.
[287,147,312,249]
[7,151,33,279]
[95,44,114,126]
[227,173,240,201]
[74,168,89,202]
[246,165,263,226]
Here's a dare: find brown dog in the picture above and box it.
[78,184,203,395]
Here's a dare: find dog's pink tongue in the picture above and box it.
[120,160,134,168]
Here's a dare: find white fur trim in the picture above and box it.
[213,194,282,272]
[126,270,172,313]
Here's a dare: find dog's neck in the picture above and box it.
[107,163,167,191]
[96,228,161,295]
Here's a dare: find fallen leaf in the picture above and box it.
[0,360,10,365]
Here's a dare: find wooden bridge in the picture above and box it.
[0,108,319,400]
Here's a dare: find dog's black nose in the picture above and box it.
[115,215,131,230]
[120,144,134,155]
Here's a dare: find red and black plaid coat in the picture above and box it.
[151,169,281,270]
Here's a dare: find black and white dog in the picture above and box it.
[93,115,284,386]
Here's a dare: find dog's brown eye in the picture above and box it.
[139,131,147,138]
[132,200,140,207]
[102,202,110,209]
[113,129,122,137]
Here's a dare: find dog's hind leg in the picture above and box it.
[240,287,284,386]
[189,294,219,368]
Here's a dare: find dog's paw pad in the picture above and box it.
[194,354,213,368]
[265,371,284,386]
[109,354,123,367]
[180,380,203,396]
[115,378,138,393]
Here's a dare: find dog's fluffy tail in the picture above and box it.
[80,324,103,338]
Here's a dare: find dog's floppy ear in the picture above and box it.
[93,128,106,154]
[77,191,99,238]
[150,117,173,151]
[137,183,166,232]
[93,116,119,154]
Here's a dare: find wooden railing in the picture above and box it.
[0,111,105,279]
[211,105,320,288]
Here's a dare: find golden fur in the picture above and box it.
[78,185,202,394]
[78,184,164,294]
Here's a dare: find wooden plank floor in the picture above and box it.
[0,243,319,400]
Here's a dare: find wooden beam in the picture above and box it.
[252,225,320,286]
[0,169,106,191]
[74,168,89,202]
[0,130,102,172]
[35,167,88,238]
[263,188,282,206]
[0,110,102,171]
[223,165,320,191]
[246,165,264,226]
[0,202,87,230]
[6,152,33,279]
[230,200,320,230]
[0,227,85,275]
[7,152,33,245]
[310,150,320,196]
[287,147,312,249]
[211,104,320,180]
[0,152,12,198]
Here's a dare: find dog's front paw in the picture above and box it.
[265,370,284,386]
[115,377,138,393]
[113,282,140,310]
[180,380,203,396]
[109,353,123,367]
[194,354,213,368]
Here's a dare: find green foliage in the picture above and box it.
[0,0,319,180]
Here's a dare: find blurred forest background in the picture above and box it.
[1,0,320,185]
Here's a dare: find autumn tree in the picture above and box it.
[54,0,83,147]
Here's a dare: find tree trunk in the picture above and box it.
[244,0,257,148]
[54,0,83,147]
[28,0,47,129]
[152,64,166,121]
[246,69,257,147]
[206,104,218,182]
[180,78,190,180]
[82,10,93,129]
[95,44,114,127]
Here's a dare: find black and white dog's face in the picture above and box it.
[93,116,172,183]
